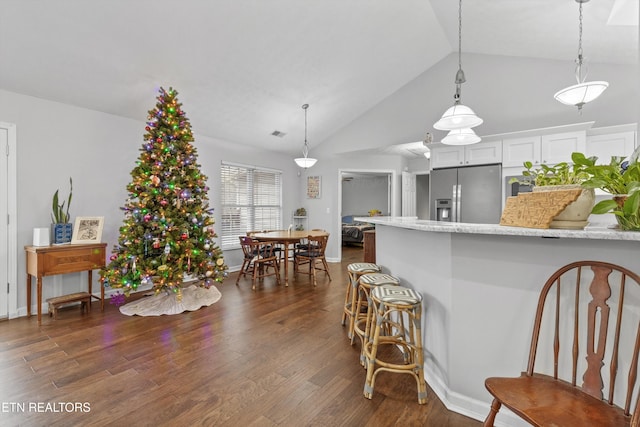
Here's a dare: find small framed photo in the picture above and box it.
[307,176,321,199]
[71,216,104,244]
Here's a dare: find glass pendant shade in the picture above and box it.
[294,157,317,168]
[554,81,609,109]
[434,103,483,131]
[294,103,317,168]
[441,128,481,146]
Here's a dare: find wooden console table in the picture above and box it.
[25,243,107,325]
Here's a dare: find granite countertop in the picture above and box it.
[354,216,640,242]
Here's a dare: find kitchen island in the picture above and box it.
[355,216,640,426]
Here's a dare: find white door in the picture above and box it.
[402,171,416,217]
[0,122,17,319]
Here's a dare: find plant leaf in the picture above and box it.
[52,190,60,223]
[66,177,73,222]
[623,191,640,216]
[591,199,618,214]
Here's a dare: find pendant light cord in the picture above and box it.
[454,0,466,102]
[458,0,462,73]
[302,104,309,158]
[575,0,585,83]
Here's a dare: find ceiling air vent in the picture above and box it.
[271,130,286,138]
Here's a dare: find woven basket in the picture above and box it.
[500,188,582,229]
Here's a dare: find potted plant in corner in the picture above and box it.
[582,154,640,231]
[516,152,597,229]
[51,177,73,244]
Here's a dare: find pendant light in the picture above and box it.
[294,104,317,168]
[441,128,481,145]
[434,0,483,138]
[554,0,608,111]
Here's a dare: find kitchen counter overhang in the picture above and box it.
[355,216,640,241]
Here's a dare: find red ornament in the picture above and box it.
[156,137,162,143]
[160,199,168,206]
[181,233,188,240]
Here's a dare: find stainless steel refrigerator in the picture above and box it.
[429,164,502,224]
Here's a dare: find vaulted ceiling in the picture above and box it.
[1,0,637,155]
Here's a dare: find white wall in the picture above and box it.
[0,89,301,316]
[342,175,389,217]
[300,152,406,259]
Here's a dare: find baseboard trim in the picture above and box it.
[424,364,529,427]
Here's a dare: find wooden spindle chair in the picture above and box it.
[293,233,331,286]
[235,236,281,291]
[483,260,640,427]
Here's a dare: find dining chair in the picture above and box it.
[295,229,326,252]
[235,236,281,291]
[293,233,331,286]
[483,260,640,427]
[248,230,284,267]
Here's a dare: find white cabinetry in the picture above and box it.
[586,131,636,163]
[502,131,586,167]
[430,145,463,168]
[502,137,542,167]
[430,140,502,169]
[541,131,586,165]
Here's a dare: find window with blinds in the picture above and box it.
[220,162,282,249]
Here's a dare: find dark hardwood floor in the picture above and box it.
[0,245,481,427]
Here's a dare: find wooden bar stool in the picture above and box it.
[352,273,400,366]
[342,262,381,339]
[363,284,426,405]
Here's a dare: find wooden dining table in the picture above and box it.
[252,229,328,286]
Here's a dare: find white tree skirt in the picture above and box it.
[119,284,222,316]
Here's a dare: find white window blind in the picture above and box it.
[220,162,282,249]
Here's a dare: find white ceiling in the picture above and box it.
[1,0,637,156]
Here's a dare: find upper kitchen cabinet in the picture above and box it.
[541,131,586,165]
[502,131,586,167]
[430,140,502,169]
[585,126,637,163]
[502,136,542,167]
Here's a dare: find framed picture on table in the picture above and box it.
[71,216,104,244]
[307,176,321,199]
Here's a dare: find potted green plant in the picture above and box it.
[51,177,73,244]
[582,155,640,231]
[514,152,597,229]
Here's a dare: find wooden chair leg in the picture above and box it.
[322,259,331,281]
[341,275,353,326]
[312,260,317,286]
[236,259,248,285]
[483,398,501,427]
[252,263,259,291]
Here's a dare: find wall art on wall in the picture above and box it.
[71,216,104,244]
[307,176,321,199]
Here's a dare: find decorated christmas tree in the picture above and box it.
[101,87,227,302]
